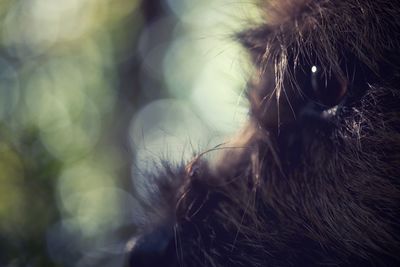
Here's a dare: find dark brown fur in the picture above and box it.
[129,0,400,266]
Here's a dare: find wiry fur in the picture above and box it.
[129,0,400,266]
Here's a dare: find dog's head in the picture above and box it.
[128,1,400,266]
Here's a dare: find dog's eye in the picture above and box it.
[307,65,347,107]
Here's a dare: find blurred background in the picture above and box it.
[0,0,258,266]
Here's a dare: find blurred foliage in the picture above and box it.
[0,0,258,266]
[0,0,142,266]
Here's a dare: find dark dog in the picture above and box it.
[128,0,400,266]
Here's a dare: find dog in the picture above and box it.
[128,0,400,266]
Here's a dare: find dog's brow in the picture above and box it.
[237,26,274,53]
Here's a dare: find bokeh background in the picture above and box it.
[0,0,259,266]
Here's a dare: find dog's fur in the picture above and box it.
[129,0,400,266]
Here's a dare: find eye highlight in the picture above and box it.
[310,65,322,93]
[311,65,318,73]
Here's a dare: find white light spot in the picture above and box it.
[322,105,338,118]
[311,65,318,73]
